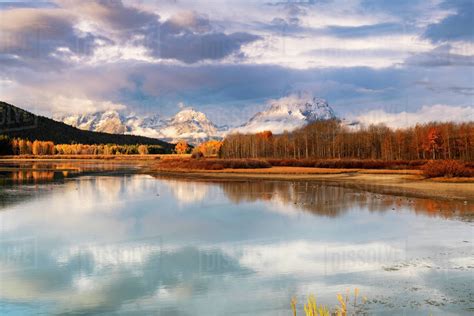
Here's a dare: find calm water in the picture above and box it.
[0,162,473,315]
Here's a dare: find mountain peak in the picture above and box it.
[173,107,208,122]
[159,107,220,143]
[233,94,336,134]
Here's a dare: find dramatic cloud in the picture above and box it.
[0,8,99,68]
[57,1,260,64]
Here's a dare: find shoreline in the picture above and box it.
[148,167,474,203]
[0,157,472,203]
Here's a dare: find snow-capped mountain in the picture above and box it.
[158,108,222,143]
[232,94,336,134]
[55,110,164,138]
[55,108,223,143]
[55,110,129,134]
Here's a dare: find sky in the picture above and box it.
[0,0,473,127]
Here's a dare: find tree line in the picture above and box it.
[220,121,474,161]
[0,136,168,155]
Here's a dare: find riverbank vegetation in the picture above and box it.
[155,157,473,178]
[156,158,271,170]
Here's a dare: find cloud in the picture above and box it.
[149,10,261,63]
[355,104,474,128]
[154,29,260,64]
[405,44,474,67]
[325,23,407,38]
[58,1,260,64]
[424,0,474,43]
[58,0,159,31]
[0,1,57,10]
[0,8,100,69]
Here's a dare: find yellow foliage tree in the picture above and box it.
[197,140,223,157]
[175,140,189,154]
[138,145,149,155]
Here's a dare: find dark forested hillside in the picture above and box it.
[0,101,174,151]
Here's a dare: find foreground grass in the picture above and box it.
[292,289,367,316]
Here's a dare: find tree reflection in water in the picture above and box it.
[158,176,473,220]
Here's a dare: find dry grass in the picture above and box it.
[359,169,422,175]
[197,166,356,174]
[267,158,426,170]
[428,177,474,183]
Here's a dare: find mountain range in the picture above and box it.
[55,94,337,143]
[0,101,174,152]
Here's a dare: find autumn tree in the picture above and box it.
[196,140,223,157]
[425,127,443,159]
[175,140,189,154]
[138,145,149,155]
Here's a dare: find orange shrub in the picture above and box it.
[156,158,271,170]
[422,160,473,178]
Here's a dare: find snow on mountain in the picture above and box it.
[158,107,221,143]
[56,108,223,143]
[232,94,336,134]
[55,110,128,134]
[124,114,163,138]
[55,110,163,138]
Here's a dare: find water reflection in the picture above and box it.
[160,178,210,204]
[0,169,472,315]
[159,177,473,220]
[0,161,138,185]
